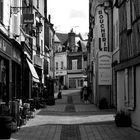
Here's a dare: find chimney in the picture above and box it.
[48,15,51,23]
[68,28,75,49]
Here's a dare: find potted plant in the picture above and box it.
[114,110,131,127]
[99,97,108,109]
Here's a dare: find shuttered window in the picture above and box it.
[0,0,3,22]
[37,0,39,8]
[124,67,135,110]
[126,0,132,31]
[56,62,58,70]
[131,0,140,22]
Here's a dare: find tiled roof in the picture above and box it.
[56,33,68,45]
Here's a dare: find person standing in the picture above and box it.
[83,86,88,104]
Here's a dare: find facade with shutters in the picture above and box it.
[113,0,140,130]
[0,0,54,103]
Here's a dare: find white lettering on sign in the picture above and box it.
[98,10,108,51]
[0,39,7,52]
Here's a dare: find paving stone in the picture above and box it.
[60,125,81,140]
[10,90,140,140]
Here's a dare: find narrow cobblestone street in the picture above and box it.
[10,90,140,140]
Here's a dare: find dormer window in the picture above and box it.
[58,45,62,52]
[58,48,61,52]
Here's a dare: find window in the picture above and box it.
[58,47,61,52]
[124,67,135,110]
[41,40,43,54]
[0,0,3,22]
[126,0,132,31]
[58,45,62,52]
[56,62,58,70]
[131,0,140,22]
[37,0,39,8]
[61,61,63,69]
[78,79,83,87]
[72,60,77,70]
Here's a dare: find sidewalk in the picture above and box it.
[11,89,140,140]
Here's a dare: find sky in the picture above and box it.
[47,0,89,35]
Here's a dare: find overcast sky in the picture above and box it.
[47,0,89,34]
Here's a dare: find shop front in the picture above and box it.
[0,32,12,104]
[68,74,85,89]
[0,57,10,103]
[34,55,42,94]
[11,39,22,100]
[22,42,39,101]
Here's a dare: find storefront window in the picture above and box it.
[0,58,8,103]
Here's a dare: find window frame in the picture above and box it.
[124,67,135,110]
[56,62,58,70]
[37,0,39,8]
[0,0,3,23]
[72,59,77,70]
[61,61,63,69]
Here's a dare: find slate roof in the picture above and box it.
[54,34,61,43]
[56,33,68,45]
[56,32,87,52]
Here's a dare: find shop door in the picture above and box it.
[69,79,76,88]
[77,79,83,88]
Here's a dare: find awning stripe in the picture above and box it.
[26,59,40,83]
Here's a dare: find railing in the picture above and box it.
[67,69,83,73]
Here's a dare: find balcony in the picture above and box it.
[34,55,42,67]
[67,69,83,74]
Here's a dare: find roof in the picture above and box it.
[78,40,87,52]
[54,34,61,43]
[56,33,68,45]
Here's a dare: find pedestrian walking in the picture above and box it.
[87,86,92,103]
[80,87,84,100]
[83,86,88,104]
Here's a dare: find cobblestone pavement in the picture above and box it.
[10,89,140,140]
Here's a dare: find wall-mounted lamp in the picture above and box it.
[36,22,43,33]
[29,22,43,37]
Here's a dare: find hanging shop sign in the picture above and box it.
[98,51,112,85]
[0,37,12,57]
[55,70,67,76]
[96,7,108,51]
[23,14,34,24]
[34,55,42,67]
[12,46,21,63]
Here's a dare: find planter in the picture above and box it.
[46,96,55,106]
[99,97,108,109]
[114,111,131,127]
[57,92,62,99]
[0,116,17,139]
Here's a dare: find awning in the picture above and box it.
[26,59,40,83]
